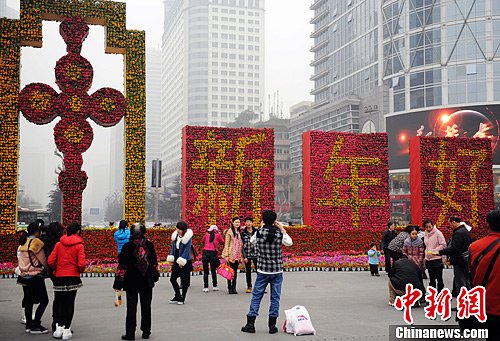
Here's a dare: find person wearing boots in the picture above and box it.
[241,210,293,334]
[166,221,193,305]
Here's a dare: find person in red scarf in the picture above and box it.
[114,223,159,341]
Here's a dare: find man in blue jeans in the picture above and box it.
[241,210,293,334]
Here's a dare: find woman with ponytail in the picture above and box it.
[201,225,224,292]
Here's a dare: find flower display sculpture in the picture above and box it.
[182,126,275,231]
[409,136,493,236]
[303,131,390,231]
[19,17,126,226]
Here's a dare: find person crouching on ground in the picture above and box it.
[387,255,425,306]
[367,243,380,276]
[241,210,293,334]
[48,222,86,340]
[166,221,193,305]
[114,223,159,340]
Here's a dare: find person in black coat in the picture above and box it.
[388,256,425,306]
[114,223,159,341]
[381,221,398,272]
[439,216,472,297]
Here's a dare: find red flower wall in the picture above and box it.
[410,136,493,235]
[303,131,390,232]
[0,228,405,264]
[182,126,274,231]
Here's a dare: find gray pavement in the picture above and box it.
[0,270,459,341]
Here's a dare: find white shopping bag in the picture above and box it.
[283,305,316,336]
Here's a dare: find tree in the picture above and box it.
[145,176,182,223]
[104,192,123,223]
[46,182,62,222]
[228,109,259,128]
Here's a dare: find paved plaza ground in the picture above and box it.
[0,270,462,341]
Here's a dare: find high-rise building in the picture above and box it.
[161,0,265,187]
[291,1,387,179]
[382,0,500,221]
[146,48,162,188]
[254,115,292,220]
[306,1,500,223]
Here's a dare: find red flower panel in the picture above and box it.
[303,131,390,234]
[410,137,493,236]
[182,126,274,231]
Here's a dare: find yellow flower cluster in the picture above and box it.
[30,90,51,110]
[68,95,83,112]
[66,63,82,81]
[100,97,116,113]
[0,19,21,229]
[64,125,84,144]
[0,0,145,230]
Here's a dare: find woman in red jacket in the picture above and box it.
[48,223,86,340]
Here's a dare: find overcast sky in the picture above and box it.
[6,0,313,213]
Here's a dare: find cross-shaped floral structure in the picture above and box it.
[19,17,126,226]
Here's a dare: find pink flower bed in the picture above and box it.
[1,252,384,275]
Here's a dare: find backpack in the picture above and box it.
[283,306,316,336]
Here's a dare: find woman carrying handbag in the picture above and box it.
[222,217,244,294]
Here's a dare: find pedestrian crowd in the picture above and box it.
[14,210,293,340]
[13,209,499,340]
[376,213,499,340]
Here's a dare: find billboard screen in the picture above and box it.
[387,105,500,170]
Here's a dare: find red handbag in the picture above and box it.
[217,263,234,280]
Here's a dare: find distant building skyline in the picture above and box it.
[160,0,265,187]
[146,47,162,189]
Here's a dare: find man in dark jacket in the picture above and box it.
[388,256,425,305]
[381,221,398,272]
[439,216,472,297]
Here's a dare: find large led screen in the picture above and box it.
[387,105,500,170]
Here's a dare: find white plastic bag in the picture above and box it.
[283,305,316,336]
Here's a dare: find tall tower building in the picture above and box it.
[292,1,384,178]
[146,48,162,188]
[382,0,500,220]
[161,0,265,187]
